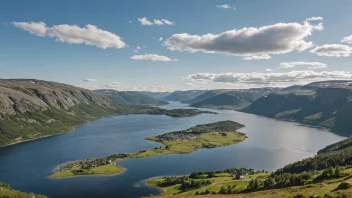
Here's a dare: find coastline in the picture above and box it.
[0,117,103,148]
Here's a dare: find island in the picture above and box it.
[51,121,247,178]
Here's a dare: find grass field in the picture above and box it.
[146,172,269,196]
[51,163,124,178]
[148,168,352,198]
[0,182,47,198]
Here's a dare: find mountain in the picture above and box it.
[0,79,123,146]
[0,79,206,147]
[280,85,302,92]
[163,90,207,102]
[301,80,352,90]
[94,89,168,106]
[187,88,280,109]
[243,85,352,136]
[183,89,230,105]
[191,91,261,109]
[142,91,171,100]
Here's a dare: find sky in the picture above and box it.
[1,0,352,92]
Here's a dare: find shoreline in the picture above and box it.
[0,116,106,148]
[50,121,247,179]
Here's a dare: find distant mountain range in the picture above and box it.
[94,89,168,106]
[243,80,352,136]
[183,88,280,109]
[162,90,207,101]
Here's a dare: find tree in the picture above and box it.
[334,166,340,177]
[264,177,275,188]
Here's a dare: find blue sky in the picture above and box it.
[1,0,352,91]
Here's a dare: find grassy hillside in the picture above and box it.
[243,86,352,136]
[94,89,168,106]
[0,182,46,198]
[163,90,207,102]
[149,137,352,198]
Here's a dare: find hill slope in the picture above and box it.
[243,86,352,136]
[94,89,168,106]
[0,80,205,147]
[191,91,261,109]
[0,79,122,146]
[163,90,207,102]
[183,90,230,105]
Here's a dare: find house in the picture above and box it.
[234,173,244,180]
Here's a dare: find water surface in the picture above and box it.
[0,102,345,198]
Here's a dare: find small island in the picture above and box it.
[51,121,246,178]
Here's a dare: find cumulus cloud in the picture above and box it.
[280,62,327,69]
[341,35,352,44]
[83,78,97,83]
[216,4,235,9]
[164,19,322,59]
[131,54,178,61]
[138,17,174,26]
[159,37,163,41]
[185,70,352,85]
[13,22,126,49]
[266,68,273,72]
[310,44,352,57]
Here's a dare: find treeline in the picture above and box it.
[275,144,352,175]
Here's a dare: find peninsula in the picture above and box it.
[51,121,247,178]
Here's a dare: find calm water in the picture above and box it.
[0,102,345,198]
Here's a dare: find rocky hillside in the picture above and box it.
[94,89,168,106]
[243,86,352,136]
[163,90,207,102]
[0,79,121,146]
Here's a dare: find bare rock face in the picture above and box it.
[0,79,114,118]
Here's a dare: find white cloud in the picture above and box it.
[159,37,163,41]
[148,85,173,92]
[266,68,273,72]
[341,35,352,44]
[83,78,97,83]
[305,16,323,22]
[131,54,178,61]
[13,22,47,36]
[185,82,195,86]
[138,17,153,26]
[185,70,352,86]
[164,19,322,59]
[138,17,174,26]
[242,54,272,60]
[216,4,233,9]
[280,62,327,69]
[134,46,142,52]
[310,44,352,57]
[153,19,164,25]
[13,22,126,49]
[161,19,174,25]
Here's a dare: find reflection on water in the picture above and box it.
[0,101,345,198]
